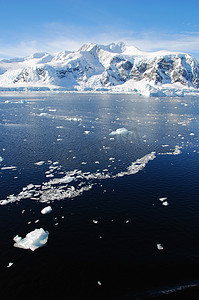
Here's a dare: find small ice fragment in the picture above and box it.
[22,210,25,214]
[55,223,59,226]
[109,157,115,161]
[41,206,52,215]
[0,156,3,163]
[27,184,34,190]
[159,197,167,202]
[95,161,100,164]
[1,166,17,170]
[109,128,131,135]
[93,220,98,224]
[7,262,13,268]
[97,281,102,286]
[39,113,49,117]
[190,133,195,136]
[157,243,164,250]
[126,220,129,223]
[84,131,90,134]
[35,219,39,223]
[34,161,45,166]
[81,162,87,165]
[13,228,49,251]
[162,201,169,206]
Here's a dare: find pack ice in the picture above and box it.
[13,228,49,251]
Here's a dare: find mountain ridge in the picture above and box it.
[0,42,199,97]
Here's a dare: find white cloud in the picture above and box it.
[0,24,198,59]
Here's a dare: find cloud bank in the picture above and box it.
[0,23,198,59]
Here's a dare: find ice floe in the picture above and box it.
[13,228,49,251]
[41,206,52,214]
[0,156,3,163]
[109,128,131,135]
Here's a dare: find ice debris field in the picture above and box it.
[1,150,177,206]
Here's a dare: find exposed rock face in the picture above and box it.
[0,42,198,95]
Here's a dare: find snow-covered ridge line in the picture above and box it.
[0,42,198,97]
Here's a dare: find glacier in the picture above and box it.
[0,42,198,97]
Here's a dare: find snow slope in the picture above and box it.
[0,42,199,96]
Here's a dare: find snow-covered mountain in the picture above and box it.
[0,42,199,96]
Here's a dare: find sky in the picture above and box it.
[0,0,199,59]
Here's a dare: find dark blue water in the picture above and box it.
[0,93,199,299]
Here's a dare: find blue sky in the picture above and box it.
[0,0,199,58]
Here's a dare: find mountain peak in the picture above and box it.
[79,42,126,54]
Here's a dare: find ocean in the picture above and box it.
[0,92,199,299]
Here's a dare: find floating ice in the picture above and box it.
[1,166,17,170]
[7,262,13,268]
[49,175,74,185]
[41,206,52,214]
[13,228,49,251]
[157,243,164,250]
[0,156,3,163]
[38,112,49,117]
[0,152,156,205]
[84,131,90,134]
[109,128,131,135]
[34,161,45,166]
[159,197,167,202]
[173,145,181,155]
[162,201,169,206]
[116,152,156,178]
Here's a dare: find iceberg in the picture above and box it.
[109,128,131,135]
[13,228,49,251]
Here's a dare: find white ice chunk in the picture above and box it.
[1,166,17,170]
[173,145,181,155]
[162,201,169,206]
[0,156,3,163]
[84,131,90,134]
[157,243,164,250]
[13,228,49,251]
[41,206,52,214]
[34,161,45,166]
[38,113,49,117]
[109,128,131,135]
[7,262,13,268]
[159,197,167,202]
[49,175,74,185]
